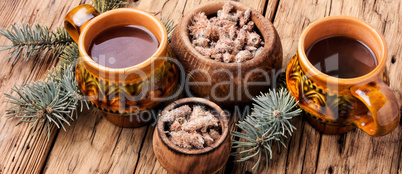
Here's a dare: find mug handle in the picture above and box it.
[350,78,400,136]
[64,4,100,43]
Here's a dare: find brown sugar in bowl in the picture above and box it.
[153,97,230,174]
[170,1,283,107]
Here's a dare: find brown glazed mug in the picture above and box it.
[64,5,179,127]
[286,16,400,136]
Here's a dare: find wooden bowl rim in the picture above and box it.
[176,1,276,67]
[157,97,229,155]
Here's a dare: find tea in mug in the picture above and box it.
[306,36,377,78]
[89,25,159,68]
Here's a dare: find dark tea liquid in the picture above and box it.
[89,25,159,68]
[306,36,377,78]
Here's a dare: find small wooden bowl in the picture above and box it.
[171,1,283,107]
[153,97,230,174]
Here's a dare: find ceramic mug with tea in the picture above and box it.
[286,16,400,136]
[64,5,179,127]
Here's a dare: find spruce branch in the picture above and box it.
[276,72,287,90]
[59,43,79,66]
[160,17,177,40]
[48,62,90,116]
[4,36,86,140]
[0,0,127,65]
[92,0,128,13]
[5,80,75,139]
[0,24,73,64]
[1,0,177,140]
[5,62,90,139]
[231,88,302,172]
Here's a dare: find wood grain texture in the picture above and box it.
[170,1,283,106]
[133,0,275,173]
[128,0,268,25]
[153,98,230,174]
[231,0,402,173]
[0,0,401,174]
[43,109,148,174]
[0,0,90,173]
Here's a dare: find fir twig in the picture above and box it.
[231,88,302,172]
[0,24,73,64]
[49,62,90,116]
[276,72,287,90]
[59,43,79,66]
[4,61,90,139]
[3,25,85,140]
[2,0,177,140]
[160,17,177,40]
[0,0,127,64]
[92,0,128,13]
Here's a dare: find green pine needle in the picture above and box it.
[276,72,287,90]
[231,88,302,172]
[0,0,128,65]
[58,43,79,66]
[1,0,176,140]
[160,17,177,40]
[48,62,91,115]
[92,0,128,13]
[0,24,73,65]
[4,61,90,139]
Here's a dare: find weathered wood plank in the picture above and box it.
[130,0,275,173]
[313,1,402,173]
[43,109,148,174]
[0,0,89,173]
[133,125,166,174]
[40,1,167,173]
[231,0,402,173]
[128,0,269,29]
[42,1,155,172]
[1,0,401,173]
[265,0,280,21]
[133,109,244,174]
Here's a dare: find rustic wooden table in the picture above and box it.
[0,0,401,173]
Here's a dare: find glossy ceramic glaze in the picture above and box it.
[65,5,179,127]
[286,16,400,136]
[153,97,230,174]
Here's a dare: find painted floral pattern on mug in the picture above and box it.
[287,53,354,124]
[75,56,179,114]
[287,52,392,131]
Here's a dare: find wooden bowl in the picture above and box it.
[170,1,283,107]
[153,97,230,174]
